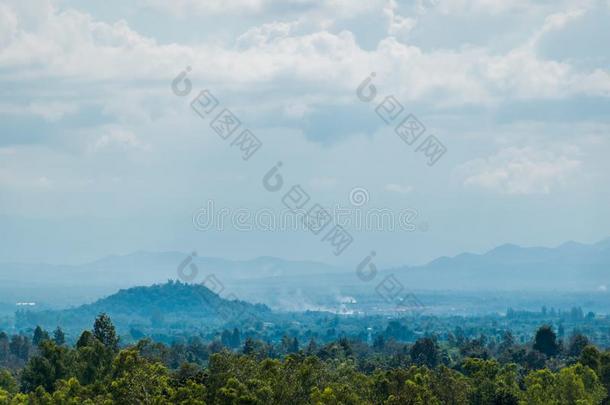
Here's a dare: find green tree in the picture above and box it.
[522,364,606,405]
[311,383,366,405]
[170,380,207,404]
[428,367,472,405]
[93,313,119,352]
[555,364,606,405]
[75,333,113,386]
[521,368,556,405]
[110,348,172,404]
[533,325,560,357]
[76,330,94,349]
[410,338,439,368]
[20,340,70,392]
[0,369,18,394]
[568,334,590,357]
[580,346,602,375]
[243,338,256,356]
[9,335,31,361]
[32,326,50,347]
[0,388,9,403]
[525,349,547,370]
[461,358,519,405]
[50,377,90,404]
[53,327,66,346]
[600,351,610,405]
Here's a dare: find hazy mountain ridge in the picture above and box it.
[1,238,609,310]
[390,237,610,291]
[0,252,346,307]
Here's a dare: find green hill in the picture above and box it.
[15,281,271,339]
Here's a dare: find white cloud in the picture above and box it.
[0,3,18,48]
[384,0,417,38]
[283,102,311,118]
[94,128,148,151]
[528,8,586,47]
[140,0,383,18]
[237,21,300,48]
[0,0,608,113]
[435,0,556,15]
[541,8,585,31]
[141,0,269,16]
[0,0,609,265]
[458,146,582,195]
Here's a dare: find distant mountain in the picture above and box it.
[389,237,610,291]
[16,281,272,337]
[1,238,609,312]
[0,252,346,307]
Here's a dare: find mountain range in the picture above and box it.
[389,238,610,292]
[1,238,608,311]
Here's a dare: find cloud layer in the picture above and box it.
[0,0,609,265]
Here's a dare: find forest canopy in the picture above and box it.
[1,314,609,404]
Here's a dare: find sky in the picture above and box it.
[0,0,609,267]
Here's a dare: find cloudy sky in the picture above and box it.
[0,0,609,267]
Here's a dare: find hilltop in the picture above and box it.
[16,281,271,339]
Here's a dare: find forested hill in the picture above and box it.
[76,281,267,317]
[15,281,271,335]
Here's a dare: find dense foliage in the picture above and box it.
[1,314,610,404]
[7,283,610,353]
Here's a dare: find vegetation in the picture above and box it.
[12,281,271,338]
[1,314,610,404]
[6,282,610,353]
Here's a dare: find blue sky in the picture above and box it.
[0,0,609,267]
